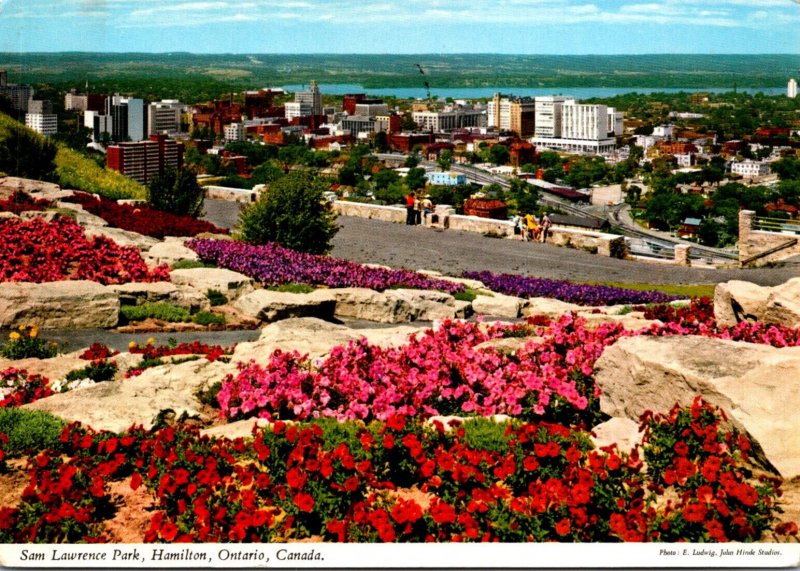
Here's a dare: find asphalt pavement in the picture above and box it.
[203,199,799,287]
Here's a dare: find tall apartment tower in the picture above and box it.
[107,94,146,142]
[789,79,798,99]
[147,100,183,136]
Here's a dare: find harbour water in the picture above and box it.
[280,84,784,99]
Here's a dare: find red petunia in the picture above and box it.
[555,518,571,536]
[294,492,315,513]
[160,521,179,541]
[429,500,456,525]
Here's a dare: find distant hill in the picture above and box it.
[0,53,797,102]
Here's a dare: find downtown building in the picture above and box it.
[106,135,184,184]
[25,99,57,136]
[147,100,185,137]
[107,94,147,142]
[530,98,623,154]
[412,105,486,133]
[487,94,535,137]
[0,70,33,112]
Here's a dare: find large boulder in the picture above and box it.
[595,335,800,478]
[471,292,526,319]
[590,418,641,455]
[233,317,418,366]
[144,238,200,267]
[0,281,119,329]
[0,351,87,384]
[714,278,800,329]
[234,289,337,323]
[83,225,160,251]
[330,288,459,323]
[170,268,254,301]
[24,359,236,433]
[110,282,210,313]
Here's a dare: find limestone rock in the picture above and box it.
[83,225,160,251]
[762,277,800,329]
[20,211,59,222]
[201,418,271,440]
[0,281,119,329]
[234,289,337,323]
[590,418,642,455]
[233,317,417,366]
[331,288,458,323]
[471,292,526,319]
[595,335,800,478]
[145,238,200,266]
[170,268,254,301]
[578,312,661,331]
[24,359,236,433]
[0,351,87,384]
[473,337,531,355]
[110,282,210,313]
[523,297,584,319]
[714,280,771,328]
[54,202,109,227]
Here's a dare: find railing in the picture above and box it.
[752,216,800,235]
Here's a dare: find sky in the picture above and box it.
[0,0,799,54]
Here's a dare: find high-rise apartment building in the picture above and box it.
[530,97,621,154]
[534,96,574,138]
[295,81,323,116]
[25,112,57,136]
[107,94,146,142]
[106,135,184,184]
[789,79,798,99]
[488,94,536,137]
[0,70,34,112]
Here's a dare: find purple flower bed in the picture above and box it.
[463,270,680,306]
[187,239,465,294]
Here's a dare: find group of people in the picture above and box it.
[405,192,434,226]
[513,212,552,243]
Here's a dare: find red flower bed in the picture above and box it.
[62,192,227,239]
[79,343,119,361]
[0,402,795,544]
[0,368,53,408]
[0,191,52,215]
[0,216,169,284]
[129,341,233,362]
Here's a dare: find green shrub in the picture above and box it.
[192,311,226,326]
[266,283,316,294]
[196,380,223,408]
[0,113,57,181]
[120,303,191,323]
[0,408,67,458]
[237,171,339,254]
[0,327,58,360]
[147,168,204,217]
[206,289,228,306]
[461,418,515,453]
[64,360,118,383]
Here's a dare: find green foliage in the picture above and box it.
[404,167,428,191]
[206,289,228,306]
[452,288,480,302]
[373,181,407,205]
[147,168,204,218]
[120,303,191,324]
[171,260,215,270]
[237,171,339,254]
[196,380,223,408]
[0,408,67,458]
[461,418,515,453]
[507,178,539,214]
[0,113,57,181]
[0,327,58,360]
[771,156,800,181]
[564,156,610,189]
[191,311,226,326]
[55,145,146,200]
[64,360,118,383]
[267,283,316,294]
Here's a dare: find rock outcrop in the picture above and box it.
[234,289,337,323]
[330,288,459,323]
[595,335,800,478]
[471,292,526,319]
[110,282,210,313]
[24,359,236,433]
[170,268,254,300]
[715,277,800,329]
[0,281,120,329]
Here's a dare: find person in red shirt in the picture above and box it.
[406,192,416,225]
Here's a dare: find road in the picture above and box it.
[203,199,799,287]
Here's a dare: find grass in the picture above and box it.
[583,282,716,299]
[267,283,317,294]
[171,260,217,270]
[55,145,146,200]
[120,302,226,326]
[452,287,493,303]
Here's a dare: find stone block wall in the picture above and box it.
[332,201,406,223]
[738,210,800,267]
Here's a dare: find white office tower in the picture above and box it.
[561,101,607,140]
[296,80,323,116]
[534,96,574,138]
[148,100,184,136]
[789,79,797,99]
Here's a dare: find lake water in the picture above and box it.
[280,84,783,99]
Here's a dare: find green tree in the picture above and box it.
[237,171,338,254]
[507,178,539,214]
[405,167,427,191]
[372,168,400,190]
[250,161,285,187]
[698,218,721,247]
[771,156,800,181]
[488,144,510,166]
[404,153,420,168]
[146,168,204,217]
[437,150,453,172]
[374,181,407,205]
[373,131,389,153]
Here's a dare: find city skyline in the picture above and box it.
[1,0,799,55]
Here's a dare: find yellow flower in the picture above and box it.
[128,341,138,350]
[146,337,156,346]
[29,328,38,338]
[9,332,20,341]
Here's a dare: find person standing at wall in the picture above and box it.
[540,211,552,243]
[406,192,416,225]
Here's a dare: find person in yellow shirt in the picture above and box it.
[525,213,540,242]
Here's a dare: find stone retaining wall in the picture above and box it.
[204,186,257,204]
[739,210,800,267]
[333,201,626,258]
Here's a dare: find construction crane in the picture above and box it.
[415,63,432,106]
